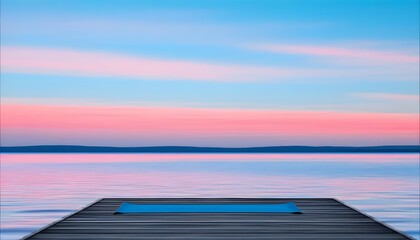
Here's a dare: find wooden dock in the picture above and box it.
[23,198,413,239]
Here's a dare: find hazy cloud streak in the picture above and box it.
[1,103,418,146]
[354,93,420,102]
[249,43,418,65]
[1,46,317,82]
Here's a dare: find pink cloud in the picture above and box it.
[1,46,306,82]
[355,93,420,102]
[250,44,419,65]
[1,103,418,146]
[2,46,416,82]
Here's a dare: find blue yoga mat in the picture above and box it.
[115,202,301,214]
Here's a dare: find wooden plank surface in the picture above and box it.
[22,198,413,240]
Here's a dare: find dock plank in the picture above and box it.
[22,198,413,240]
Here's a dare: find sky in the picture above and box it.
[0,0,419,147]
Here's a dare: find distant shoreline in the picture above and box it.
[1,145,419,153]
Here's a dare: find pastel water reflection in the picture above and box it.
[1,153,419,239]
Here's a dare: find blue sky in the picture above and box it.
[1,0,419,146]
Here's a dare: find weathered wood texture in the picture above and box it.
[23,198,413,240]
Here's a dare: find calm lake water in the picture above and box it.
[1,153,419,239]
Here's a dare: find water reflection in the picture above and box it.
[1,153,419,239]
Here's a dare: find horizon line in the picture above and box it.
[1,145,419,153]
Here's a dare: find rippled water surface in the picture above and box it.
[1,153,419,239]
